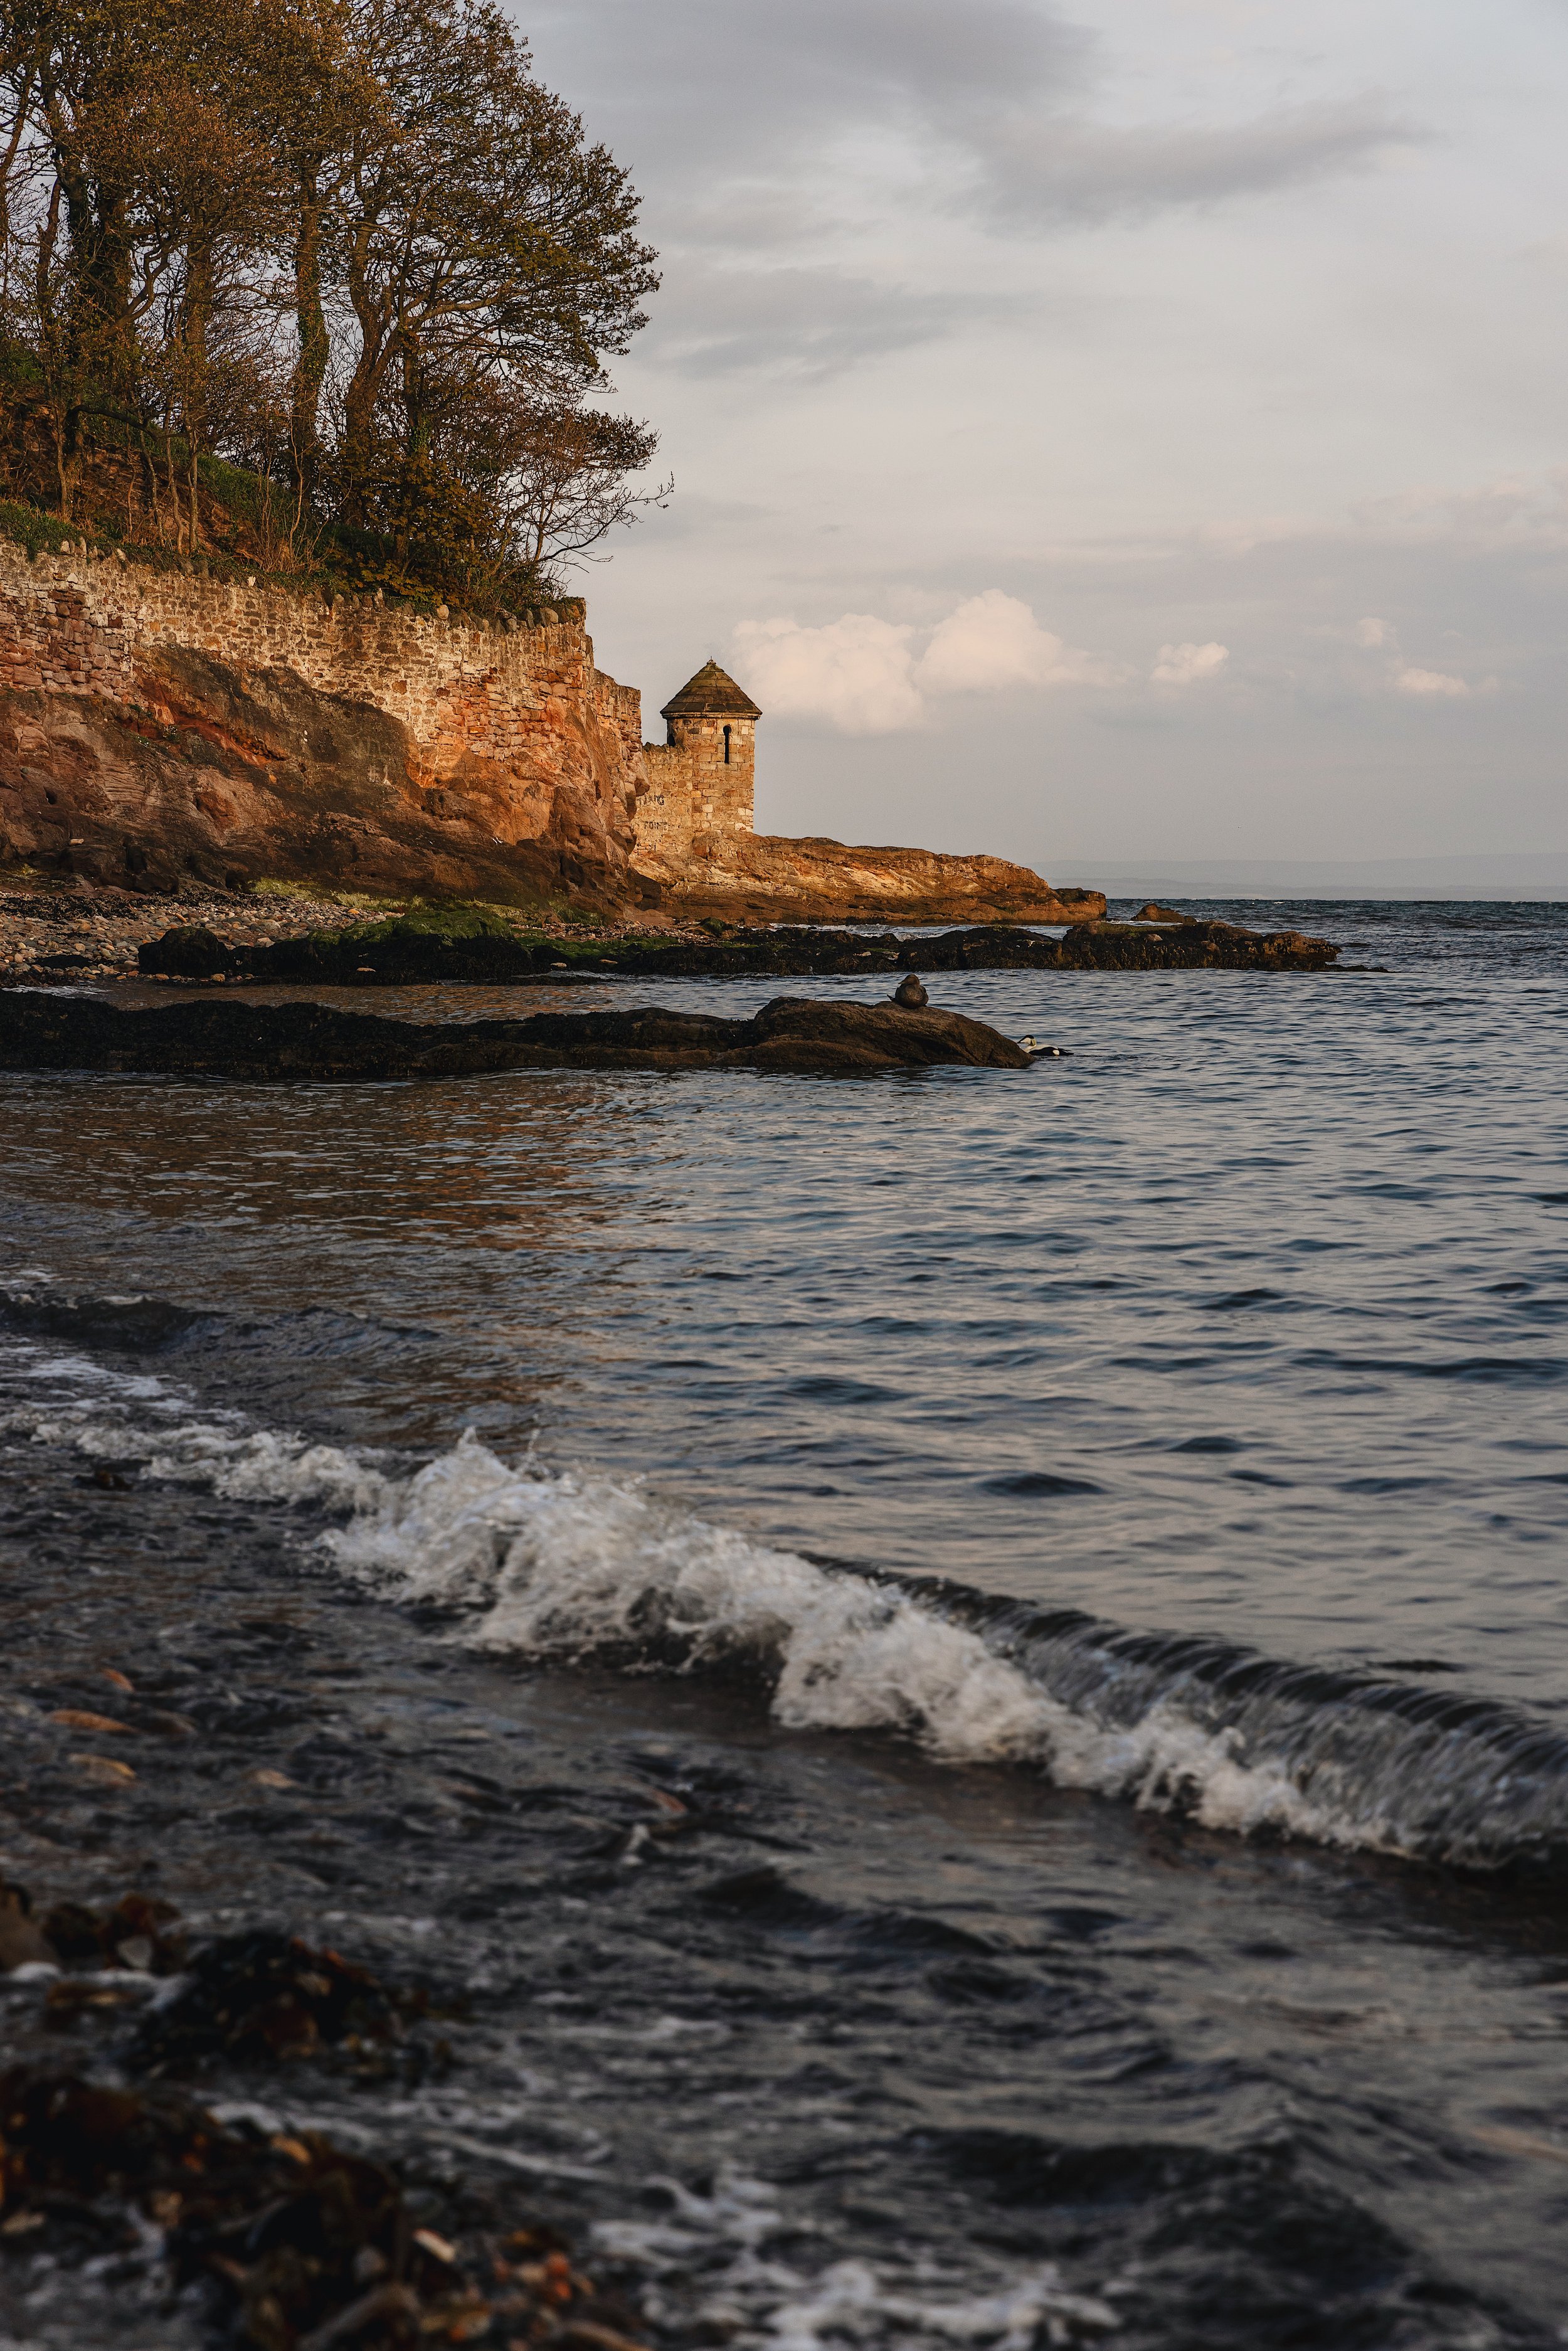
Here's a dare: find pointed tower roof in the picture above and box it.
[660,660,762,721]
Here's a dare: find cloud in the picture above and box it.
[1343,622,1488,699]
[972,98,1420,228]
[1348,472,1568,555]
[734,592,1115,732]
[734,613,923,735]
[532,0,1086,187]
[1152,641,1229,686]
[647,267,1028,382]
[918,591,1117,692]
[531,1,1420,252]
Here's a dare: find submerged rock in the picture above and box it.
[0,991,1036,1080]
[130,1929,403,2074]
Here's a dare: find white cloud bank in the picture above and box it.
[733,592,1121,735]
[1395,666,1473,698]
[921,590,1115,695]
[732,613,923,734]
[1151,641,1229,686]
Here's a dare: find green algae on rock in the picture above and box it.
[134,914,1340,986]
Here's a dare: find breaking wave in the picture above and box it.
[11,1357,1568,1876]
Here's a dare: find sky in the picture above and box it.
[521,0,1568,881]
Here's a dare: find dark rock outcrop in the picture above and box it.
[140,918,589,985]
[134,913,1341,986]
[0,990,1034,1080]
[1059,921,1337,970]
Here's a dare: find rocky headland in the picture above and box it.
[0,539,1100,926]
[630,832,1104,926]
[0,541,1346,967]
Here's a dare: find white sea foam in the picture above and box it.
[593,2171,1120,2348]
[319,1431,1359,1846]
[2,1391,391,1513]
[0,1392,1485,1857]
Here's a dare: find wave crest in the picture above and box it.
[13,1376,1568,1874]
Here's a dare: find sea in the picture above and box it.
[4,898,1568,2349]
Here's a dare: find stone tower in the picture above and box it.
[660,660,762,837]
[633,659,763,867]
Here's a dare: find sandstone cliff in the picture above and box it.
[0,542,641,906]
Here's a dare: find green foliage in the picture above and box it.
[0,500,61,557]
[336,908,519,946]
[194,452,297,543]
[0,0,662,600]
[248,878,405,909]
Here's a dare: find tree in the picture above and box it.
[497,395,667,581]
[246,0,378,510]
[326,0,657,531]
[0,0,664,595]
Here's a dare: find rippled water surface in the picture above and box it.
[10,899,1568,1689]
[6,899,1568,2347]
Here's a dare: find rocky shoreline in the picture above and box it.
[0,884,1342,1000]
[0,1414,686,2351]
[0,990,1039,1080]
[0,889,704,988]
[124,913,1340,987]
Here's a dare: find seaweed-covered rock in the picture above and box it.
[133,911,1338,985]
[130,1931,402,2073]
[0,2063,630,2351]
[138,916,564,985]
[142,925,239,979]
[910,925,1061,971]
[1060,920,1337,971]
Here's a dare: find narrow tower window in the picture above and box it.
[723,724,731,765]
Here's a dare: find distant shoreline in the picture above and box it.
[1101,889,1568,904]
[1092,857,1568,901]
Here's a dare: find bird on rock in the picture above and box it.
[893,972,928,1010]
